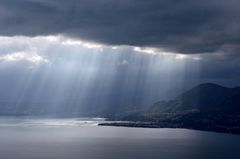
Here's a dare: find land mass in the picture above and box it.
[99,83,240,134]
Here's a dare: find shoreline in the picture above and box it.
[99,122,240,135]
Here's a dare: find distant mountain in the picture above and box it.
[149,83,240,114]
[103,83,240,134]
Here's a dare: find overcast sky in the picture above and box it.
[0,0,240,110]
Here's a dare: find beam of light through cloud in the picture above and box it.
[0,35,239,115]
[0,35,196,115]
[0,0,239,118]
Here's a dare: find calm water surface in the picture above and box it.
[0,117,239,159]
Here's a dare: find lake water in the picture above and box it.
[0,117,239,159]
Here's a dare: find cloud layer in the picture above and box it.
[0,0,240,55]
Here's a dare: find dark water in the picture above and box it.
[0,117,239,159]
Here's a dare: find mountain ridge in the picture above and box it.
[101,83,240,134]
[148,83,240,114]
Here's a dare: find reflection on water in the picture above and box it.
[0,117,240,159]
[0,117,105,127]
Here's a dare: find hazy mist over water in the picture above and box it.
[0,117,239,159]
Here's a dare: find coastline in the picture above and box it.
[99,121,240,135]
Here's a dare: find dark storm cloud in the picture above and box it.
[0,0,240,55]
